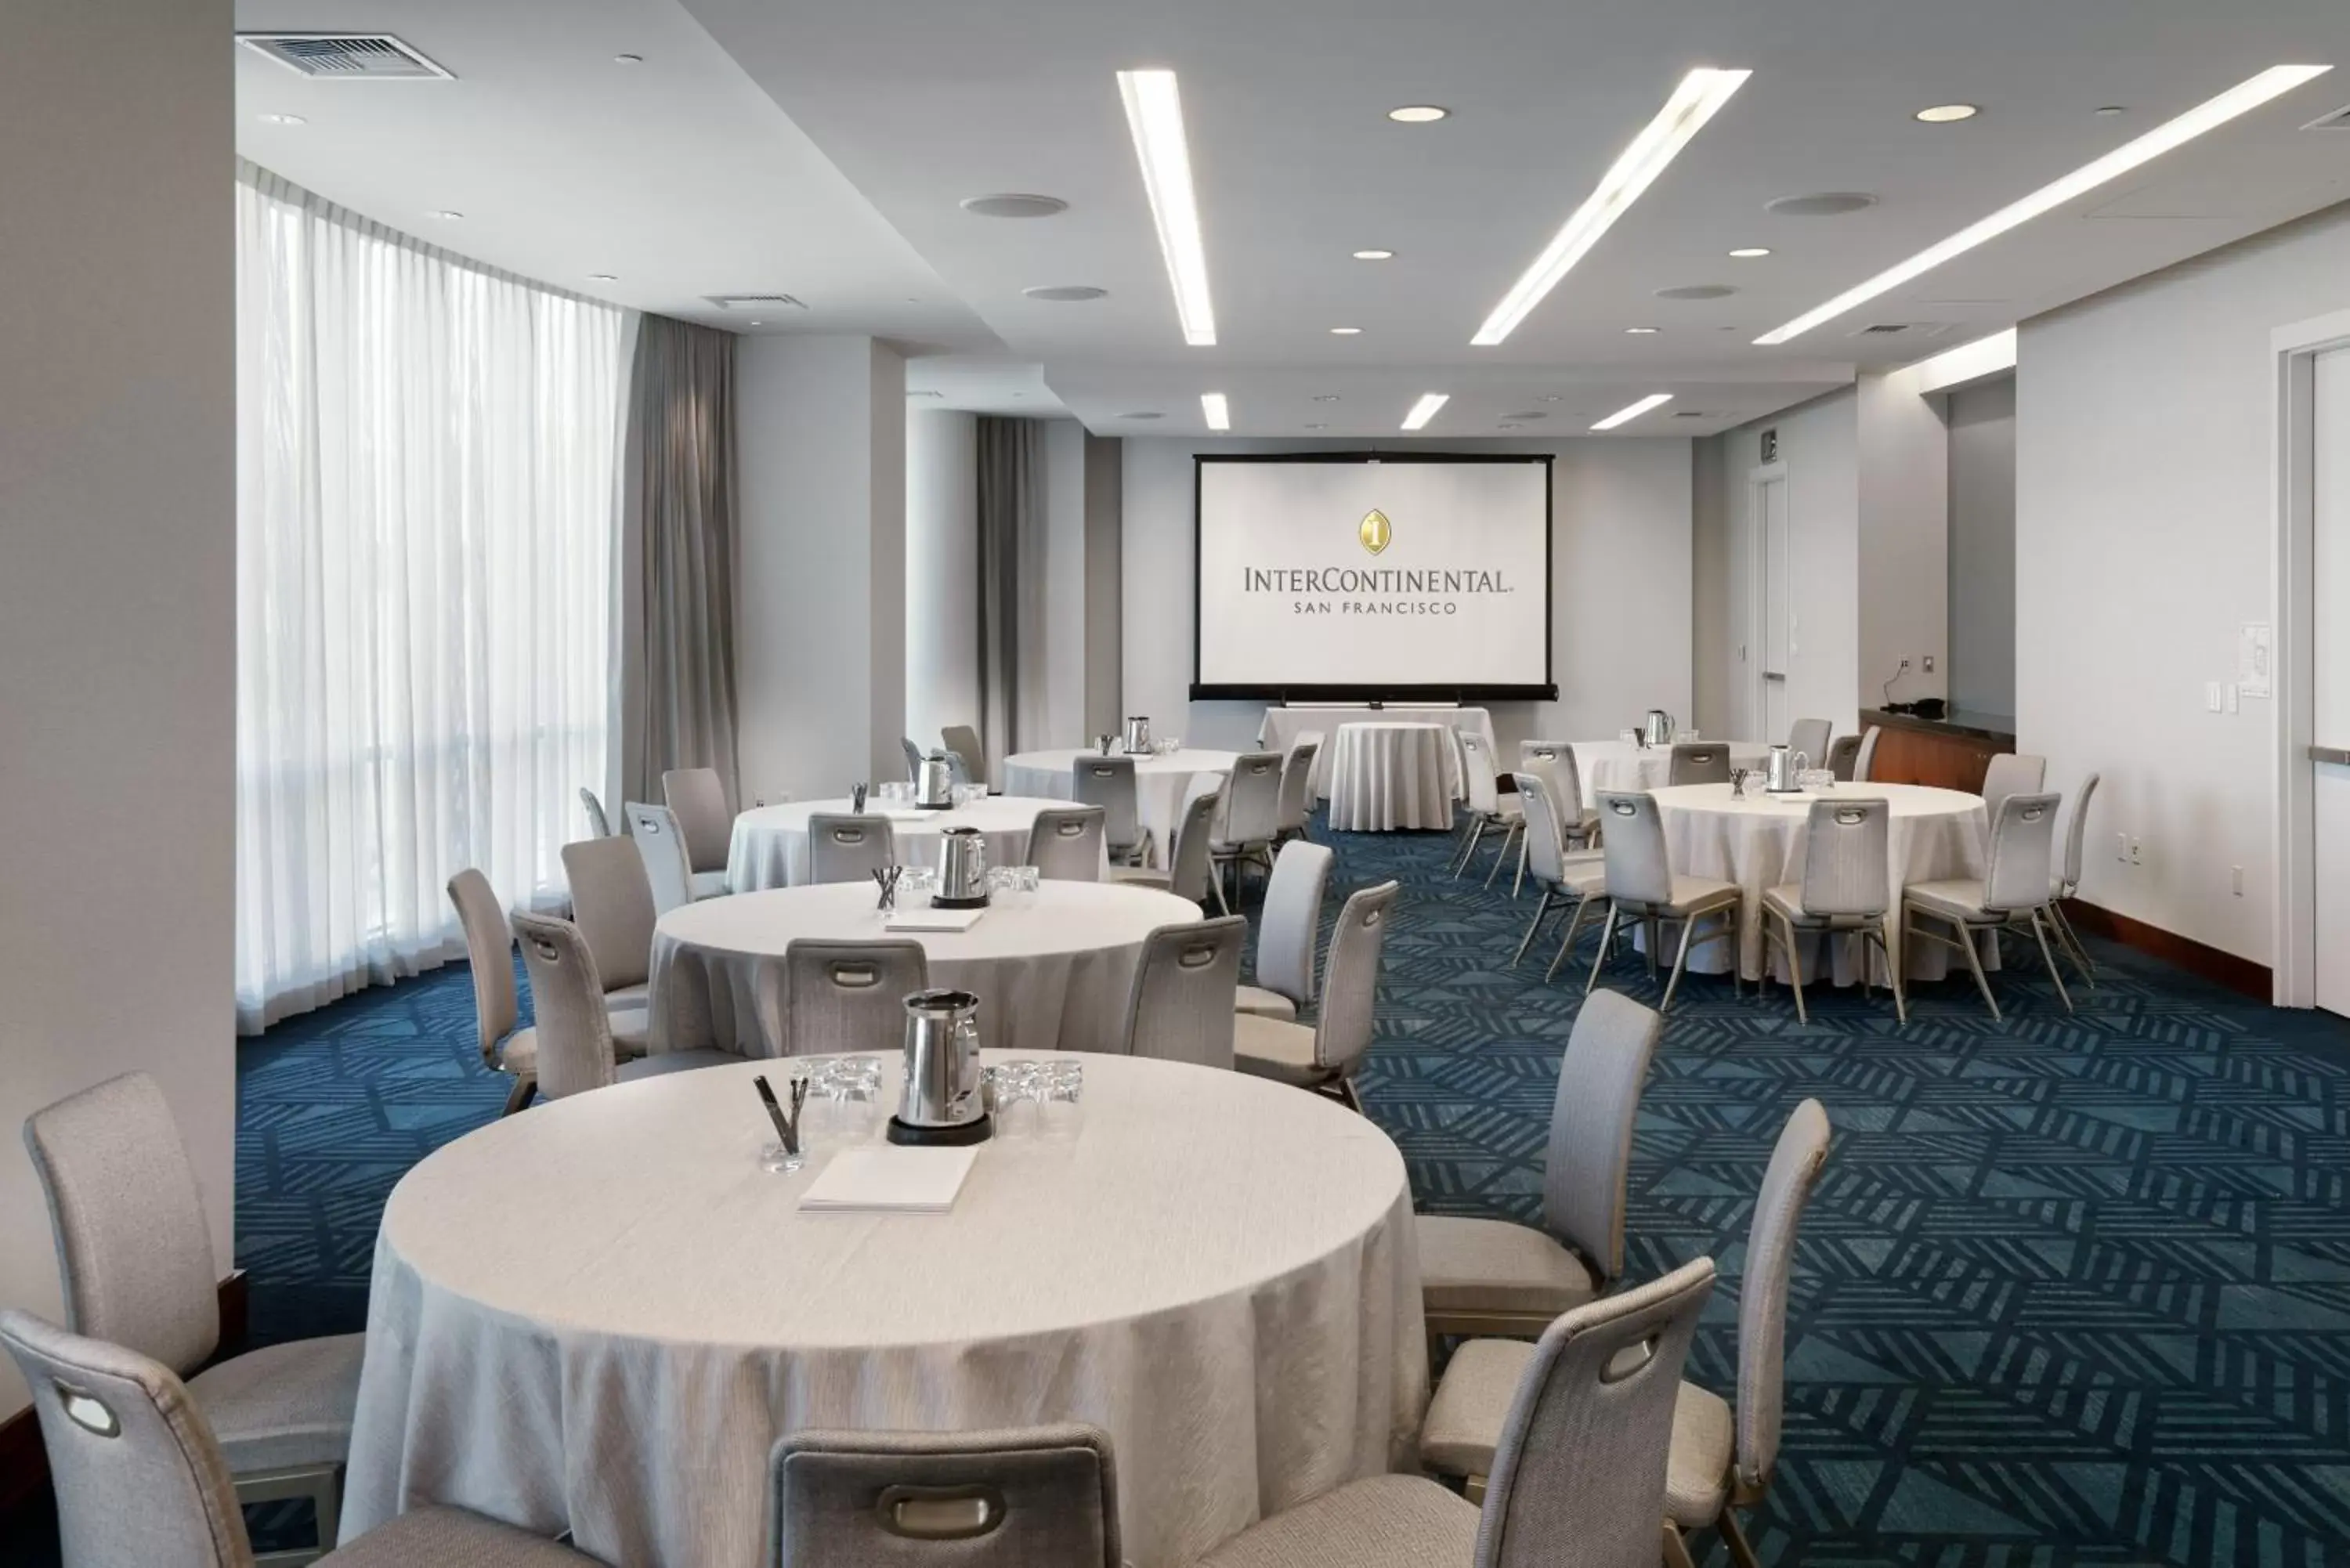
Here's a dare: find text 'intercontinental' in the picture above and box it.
[1242,566,1515,616]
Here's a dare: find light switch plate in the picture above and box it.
[2206,681,2224,713]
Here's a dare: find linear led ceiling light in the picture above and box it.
[1117,68,1218,346]
[1401,392,1450,431]
[1201,392,1231,430]
[1756,63,2331,345]
[1591,392,1673,431]
[1471,67,1751,345]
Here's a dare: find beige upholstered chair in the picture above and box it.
[577,786,613,838]
[511,912,730,1098]
[1415,989,1661,1339]
[804,814,898,886]
[1119,917,1248,1068]
[1824,734,1862,782]
[448,869,648,1116]
[625,801,728,912]
[22,1075,368,1565]
[1852,725,1883,782]
[1209,750,1285,906]
[560,836,658,1010]
[661,766,735,876]
[1509,773,1609,983]
[1979,751,2047,818]
[1111,778,1224,910]
[1231,880,1399,1111]
[760,938,929,1057]
[1785,718,1831,771]
[1235,840,1332,1020]
[770,1425,1120,1568]
[1450,732,1521,883]
[1071,754,1150,866]
[1904,791,2071,1019]
[2040,771,2101,983]
[1760,798,1904,1024]
[1585,792,1744,1013]
[1198,1259,1716,1568]
[1513,742,1598,895]
[941,724,988,789]
[1272,736,1321,845]
[1667,742,1731,786]
[0,1308,593,1568]
[1025,804,1106,882]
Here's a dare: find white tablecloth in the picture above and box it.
[1326,723,1455,832]
[649,882,1205,1057]
[1647,782,1990,983]
[1570,739,1773,809]
[1259,706,1490,800]
[1001,748,1238,859]
[726,796,1076,891]
[341,1053,1426,1568]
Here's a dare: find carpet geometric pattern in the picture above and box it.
[24,811,2350,1566]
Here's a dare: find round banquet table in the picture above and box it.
[338,1053,1426,1568]
[1569,739,1772,809]
[1325,722,1455,832]
[648,881,1203,1057]
[1001,747,1237,861]
[725,796,1077,891]
[1646,781,1990,983]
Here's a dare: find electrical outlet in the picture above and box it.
[2226,684,2240,714]
[1922,654,1936,673]
[2232,865,2245,897]
[2206,681,2224,713]
[2130,836,2143,865]
[2117,831,2129,862]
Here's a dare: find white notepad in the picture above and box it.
[884,907,986,933]
[799,1146,978,1213]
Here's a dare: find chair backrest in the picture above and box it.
[1798,797,1892,919]
[1596,792,1672,908]
[901,737,926,784]
[1119,916,1248,1068]
[1735,1099,1831,1492]
[1824,734,1862,782]
[768,939,930,1058]
[1070,756,1141,852]
[769,1425,1119,1568]
[1517,742,1585,822]
[1459,732,1501,814]
[1254,840,1335,1006]
[512,912,619,1100]
[625,801,696,916]
[1785,718,1831,769]
[1667,742,1730,786]
[1980,751,2045,818]
[0,1310,255,1568]
[1853,725,1882,782]
[662,767,734,873]
[1274,739,1320,833]
[1163,779,1224,905]
[22,1075,220,1375]
[2060,771,2101,891]
[1512,772,1567,887]
[1314,880,1401,1073]
[1223,751,1285,844]
[805,815,898,885]
[1542,990,1662,1281]
[562,836,659,991]
[578,786,613,839]
[446,867,519,1062]
[942,724,986,786]
[1982,791,2062,912]
[1473,1258,1717,1568]
[1026,806,1106,882]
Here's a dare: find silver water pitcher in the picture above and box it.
[888,988,990,1146]
[913,751,956,809]
[934,825,991,909]
[1764,743,1810,793]
[1123,715,1152,754]
[1641,710,1676,749]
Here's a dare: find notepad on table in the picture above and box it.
[884,907,986,933]
[799,1146,978,1213]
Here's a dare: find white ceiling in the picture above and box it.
[238,0,2350,435]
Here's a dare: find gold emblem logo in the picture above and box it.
[1358,508,1391,555]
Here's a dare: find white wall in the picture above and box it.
[0,0,237,1415]
[1043,421,1091,746]
[905,408,978,754]
[2019,204,2350,965]
[1947,377,2017,717]
[736,335,906,803]
[1858,370,1950,710]
[1120,435,1693,753]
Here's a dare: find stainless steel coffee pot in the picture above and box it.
[1642,710,1676,748]
[914,751,956,809]
[935,825,990,909]
[1765,743,1810,793]
[889,988,989,1145]
[1123,715,1152,754]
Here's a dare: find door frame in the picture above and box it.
[2270,306,2350,1007]
[1746,461,1789,742]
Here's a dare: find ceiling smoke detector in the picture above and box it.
[703,294,807,313]
[1656,284,1737,300]
[1766,191,1878,218]
[237,33,452,79]
[1023,285,1108,302]
[961,193,1070,218]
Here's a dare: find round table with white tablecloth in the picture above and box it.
[648,881,1203,1057]
[1325,721,1456,832]
[1568,739,1773,809]
[1646,781,1990,984]
[725,796,1075,891]
[339,1053,1426,1568]
[1259,706,1485,800]
[1001,747,1237,860]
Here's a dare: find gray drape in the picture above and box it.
[976,416,1051,771]
[622,315,739,808]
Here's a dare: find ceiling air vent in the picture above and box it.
[237,33,452,79]
[2302,103,2350,130]
[703,294,808,313]
[1851,322,1952,339]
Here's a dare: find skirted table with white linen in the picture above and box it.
[340,1053,1426,1568]
[1258,706,1491,799]
[726,796,1077,891]
[1001,747,1238,859]
[649,881,1204,1057]
[1646,781,1990,984]
[1325,722,1456,832]
[1569,739,1773,809]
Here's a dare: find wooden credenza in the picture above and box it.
[1858,708,2015,793]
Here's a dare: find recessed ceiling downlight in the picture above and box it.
[1023,285,1108,302]
[1729,247,1771,258]
[961,193,1070,219]
[1766,191,1878,217]
[1388,105,1449,123]
[1914,103,1979,123]
[1329,326,1363,335]
[1656,284,1736,299]
[1352,248,1396,260]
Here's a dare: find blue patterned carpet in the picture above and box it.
[24,813,2350,1565]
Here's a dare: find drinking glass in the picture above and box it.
[759,1068,815,1173]
[1039,1059,1084,1142]
[985,1060,1043,1136]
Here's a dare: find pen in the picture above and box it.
[753,1074,795,1153]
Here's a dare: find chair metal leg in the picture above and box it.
[501,1075,536,1116]
[1511,836,1528,898]
[1484,820,1521,887]
[2050,901,2097,985]
[1720,1507,1765,1568]
[1950,916,2002,1021]
[1661,1522,1698,1568]
[1660,909,1705,1014]
[1778,909,1808,1024]
[1643,914,1661,979]
[1583,905,1622,996]
[1547,896,1596,982]
[1452,818,1488,878]
[1870,928,1909,1024]
[1512,888,1559,966]
[2030,908,2076,1014]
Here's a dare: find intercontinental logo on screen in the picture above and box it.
[1238,507,1515,616]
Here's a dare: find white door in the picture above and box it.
[2312,346,2350,1014]
[1756,472,1792,740]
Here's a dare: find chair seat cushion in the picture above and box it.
[1231,1013,1329,1086]
[618,1048,735,1082]
[608,1005,650,1058]
[1554,852,1607,895]
[689,869,731,901]
[1233,984,1299,1021]
[1762,883,1885,929]
[1665,1381,1735,1527]
[320,1504,595,1566]
[494,1026,539,1077]
[1415,1214,1600,1317]
[501,1011,645,1077]
[1419,1335,1532,1476]
[1108,866,1173,891]
[604,981,651,1010]
[189,1333,365,1473]
[1195,1475,1480,1568]
[1905,878,1994,924]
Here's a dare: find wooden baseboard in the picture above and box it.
[2061,898,2272,1003]
[0,1271,248,1518]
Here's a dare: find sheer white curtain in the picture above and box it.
[235,164,631,1031]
